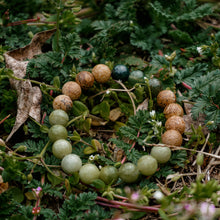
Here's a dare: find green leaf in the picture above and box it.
[119,126,138,141]
[70,130,81,142]
[53,76,60,89]
[91,179,106,191]
[191,97,210,118]
[83,146,97,155]
[47,171,63,186]
[99,101,110,120]
[72,101,89,117]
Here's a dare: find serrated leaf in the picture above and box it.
[58,33,81,59]
[119,126,138,140]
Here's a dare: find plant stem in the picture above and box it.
[39,141,51,158]
[40,158,64,181]
[115,80,136,115]
[10,75,61,92]
[96,196,159,212]
[145,78,153,111]
[0,114,11,125]
[66,114,84,127]
[89,87,135,100]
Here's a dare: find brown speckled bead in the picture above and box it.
[53,95,73,112]
[92,64,111,83]
[165,115,185,134]
[76,71,94,90]
[157,90,176,108]
[162,129,182,146]
[163,103,184,119]
[62,81,82,100]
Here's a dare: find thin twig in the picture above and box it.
[115,80,136,115]
[0,114,11,125]
[89,87,135,100]
[205,145,220,174]
[192,133,210,166]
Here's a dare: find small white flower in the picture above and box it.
[106,90,111,94]
[153,191,164,201]
[89,155,95,161]
[197,47,203,55]
[150,110,156,118]
[130,20,133,25]
[144,77,147,80]
[156,121,162,127]
[99,165,102,170]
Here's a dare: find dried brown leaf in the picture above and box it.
[109,107,122,122]
[4,29,56,142]
[136,98,149,112]
[90,114,108,126]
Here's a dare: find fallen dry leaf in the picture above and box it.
[89,114,108,126]
[4,29,56,142]
[0,176,8,194]
[109,107,122,122]
[136,98,149,111]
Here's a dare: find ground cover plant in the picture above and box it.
[0,0,220,219]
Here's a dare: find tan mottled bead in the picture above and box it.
[92,64,111,83]
[165,115,185,134]
[163,103,184,119]
[62,81,82,100]
[161,129,182,146]
[76,71,94,89]
[53,95,73,112]
[157,90,176,108]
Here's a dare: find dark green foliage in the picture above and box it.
[150,0,213,23]
[27,51,72,84]
[189,70,220,129]
[0,0,219,219]
[0,192,19,218]
[58,192,101,219]
[174,63,209,88]
[169,150,187,168]
[13,138,48,154]
[58,33,81,60]
[1,156,27,182]
[26,180,63,199]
